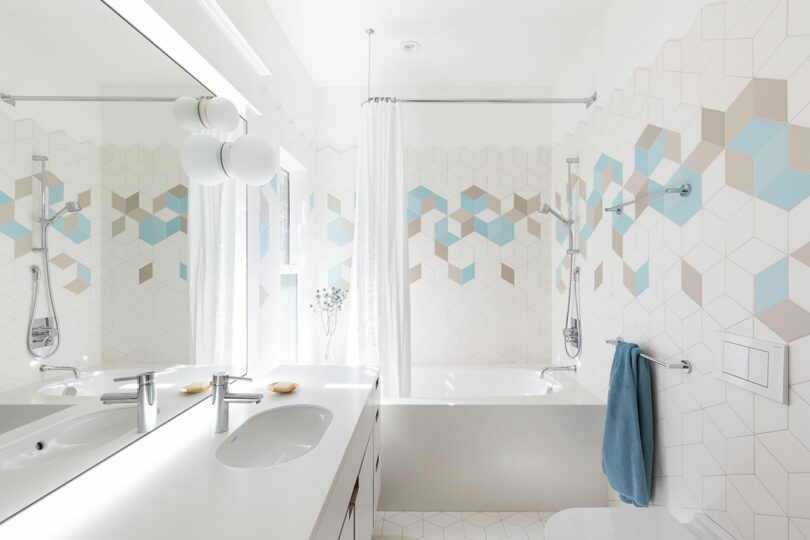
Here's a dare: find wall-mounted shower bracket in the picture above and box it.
[605,183,691,214]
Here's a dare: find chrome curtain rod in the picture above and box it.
[0,94,194,106]
[361,93,598,107]
[606,338,692,373]
[605,183,691,213]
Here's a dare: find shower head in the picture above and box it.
[41,201,82,224]
[538,203,571,225]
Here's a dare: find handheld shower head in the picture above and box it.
[538,203,570,225]
[41,201,82,224]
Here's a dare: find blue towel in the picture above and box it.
[602,341,654,507]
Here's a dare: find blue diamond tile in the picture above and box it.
[166,193,188,214]
[555,220,567,244]
[755,257,788,314]
[758,169,810,210]
[581,223,594,241]
[434,194,448,214]
[635,261,649,296]
[328,217,353,247]
[49,184,64,205]
[729,118,786,156]
[328,263,342,285]
[76,262,91,285]
[309,192,315,211]
[434,217,459,246]
[0,190,12,205]
[487,216,514,246]
[461,187,488,214]
[0,220,30,240]
[269,173,278,194]
[166,216,181,237]
[461,263,475,284]
[179,262,187,281]
[556,264,562,284]
[474,217,488,238]
[139,215,167,246]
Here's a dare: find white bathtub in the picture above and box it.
[379,366,607,511]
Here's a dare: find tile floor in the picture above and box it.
[373,511,554,540]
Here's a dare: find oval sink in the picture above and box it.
[216,405,332,469]
[0,407,136,469]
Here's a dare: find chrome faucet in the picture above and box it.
[540,364,578,379]
[100,371,158,433]
[39,364,80,379]
[212,372,263,433]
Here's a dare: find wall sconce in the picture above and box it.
[180,134,276,186]
[173,96,240,133]
[176,95,276,186]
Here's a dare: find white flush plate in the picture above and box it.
[715,332,788,404]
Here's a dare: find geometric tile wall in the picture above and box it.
[100,145,189,366]
[552,2,810,537]
[0,108,101,392]
[306,145,553,365]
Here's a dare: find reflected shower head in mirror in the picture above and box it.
[41,201,82,224]
[538,203,571,225]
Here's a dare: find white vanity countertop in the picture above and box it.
[0,365,379,540]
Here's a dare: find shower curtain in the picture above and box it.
[347,99,411,398]
[187,179,247,369]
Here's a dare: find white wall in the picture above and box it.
[551,0,713,144]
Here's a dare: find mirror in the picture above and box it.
[0,0,247,522]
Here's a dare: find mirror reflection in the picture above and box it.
[0,0,246,523]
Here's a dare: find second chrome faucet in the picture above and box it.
[212,372,263,433]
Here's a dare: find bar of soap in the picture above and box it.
[182,381,211,394]
[268,381,298,393]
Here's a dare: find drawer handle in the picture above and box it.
[350,478,359,505]
[375,378,379,390]
[376,455,380,471]
[375,408,379,423]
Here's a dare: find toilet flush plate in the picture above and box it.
[715,332,788,404]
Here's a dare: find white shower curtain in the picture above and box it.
[188,179,247,370]
[347,99,411,398]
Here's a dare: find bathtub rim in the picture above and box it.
[386,369,603,406]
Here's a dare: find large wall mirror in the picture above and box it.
[0,0,248,522]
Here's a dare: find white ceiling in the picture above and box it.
[264,0,611,88]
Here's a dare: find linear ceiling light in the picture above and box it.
[195,0,272,77]
[103,0,259,115]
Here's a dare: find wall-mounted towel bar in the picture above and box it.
[605,338,692,373]
[604,184,691,213]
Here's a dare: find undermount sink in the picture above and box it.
[0,407,136,469]
[216,405,332,469]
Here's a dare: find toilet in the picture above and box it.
[545,507,735,540]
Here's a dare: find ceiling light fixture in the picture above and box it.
[195,0,272,77]
[401,40,421,53]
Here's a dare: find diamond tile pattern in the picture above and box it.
[373,511,552,540]
[552,3,810,538]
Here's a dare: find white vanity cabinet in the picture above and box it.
[315,375,381,540]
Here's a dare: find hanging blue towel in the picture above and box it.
[602,341,654,507]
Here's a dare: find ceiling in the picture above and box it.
[264,0,611,88]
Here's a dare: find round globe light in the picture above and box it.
[173,96,205,133]
[201,97,240,133]
[180,134,228,185]
[222,135,276,186]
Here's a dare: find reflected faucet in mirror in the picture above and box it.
[100,372,158,433]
